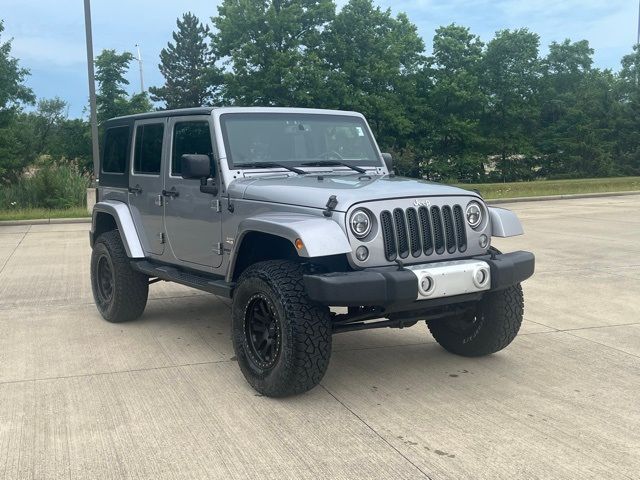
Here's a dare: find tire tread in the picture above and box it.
[91,230,148,323]
[233,260,331,397]
[428,284,524,357]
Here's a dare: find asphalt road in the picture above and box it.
[1,196,639,479]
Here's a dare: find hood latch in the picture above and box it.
[323,195,338,217]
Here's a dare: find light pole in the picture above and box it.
[135,43,145,93]
[83,0,100,185]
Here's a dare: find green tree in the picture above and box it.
[537,39,615,177]
[48,118,92,169]
[321,0,424,149]
[32,97,67,155]
[95,49,151,123]
[150,12,222,109]
[423,24,486,181]
[212,0,335,106]
[481,29,542,181]
[615,45,640,174]
[0,20,35,182]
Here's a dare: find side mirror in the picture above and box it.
[181,154,211,179]
[381,152,393,173]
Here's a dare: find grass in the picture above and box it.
[455,176,640,199]
[1,176,639,222]
[0,207,90,222]
[0,162,90,211]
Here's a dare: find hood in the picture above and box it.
[228,174,480,211]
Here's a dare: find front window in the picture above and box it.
[220,113,381,168]
[172,121,213,175]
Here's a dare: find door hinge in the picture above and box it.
[155,194,163,207]
[214,242,223,255]
[211,199,222,212]
[158,232,166,244]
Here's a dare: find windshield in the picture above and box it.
[220,113,382,169]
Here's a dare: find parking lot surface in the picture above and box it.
[1,196,639,479]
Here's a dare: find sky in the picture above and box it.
[1,0,638,118]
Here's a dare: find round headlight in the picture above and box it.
[349,209,372,238]
[466,201,483,229]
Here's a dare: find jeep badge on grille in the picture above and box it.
[414,199,431,207]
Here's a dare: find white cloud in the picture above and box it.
[11,36,86,68]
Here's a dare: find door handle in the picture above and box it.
[128,184,143,195]
[162,188,179,198]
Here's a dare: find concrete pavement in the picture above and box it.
[0,197,639,479]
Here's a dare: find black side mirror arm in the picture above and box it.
[200,177,218,196]
[381,152,394,174]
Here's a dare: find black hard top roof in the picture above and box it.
[105,107,215,125]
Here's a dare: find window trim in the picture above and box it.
[131,120,165,177]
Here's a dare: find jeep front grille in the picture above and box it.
[380,205,467,261]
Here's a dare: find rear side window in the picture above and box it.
[172,121,213,175]
[133,123,164,175]
[102,126,130,174]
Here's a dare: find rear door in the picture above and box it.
[129,119,166,255]
[163,116,222,268]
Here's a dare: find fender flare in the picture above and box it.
[91,200,145,258]
[488,206,524,237]
[227,213,352,282]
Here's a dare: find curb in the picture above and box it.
[0,217,90,227]
[486,190,640,205]
[1,190,639,227]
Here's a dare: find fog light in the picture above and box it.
[419,275,435,296]
[473,267,489,288]
[355,246,369,261]
[479,234,489,248]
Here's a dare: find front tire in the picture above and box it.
[91,230,149,323]
[427,284,524,357]
[232,260,332,397]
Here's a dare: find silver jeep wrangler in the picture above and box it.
[90,107,535,397]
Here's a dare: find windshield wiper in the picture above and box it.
[239,162,308,175]
[301,160,367,174]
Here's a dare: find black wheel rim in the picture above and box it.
[96,254,114,306]
[244,294,281,370]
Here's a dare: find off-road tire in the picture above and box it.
[91,230,148,323]
[232,260,332,397]
[427,284,524,357]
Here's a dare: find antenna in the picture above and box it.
[135,43,145,93]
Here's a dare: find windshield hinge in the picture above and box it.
[323,195,338,217]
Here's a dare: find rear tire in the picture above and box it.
[427,284,524,357]
[91,230,148,323]
[232,260,332,397]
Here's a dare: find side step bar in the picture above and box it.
[131,260,234,298]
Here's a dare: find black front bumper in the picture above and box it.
[303,250,535,307]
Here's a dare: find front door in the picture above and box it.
[129,119,166,255]
[163,116,222,268]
